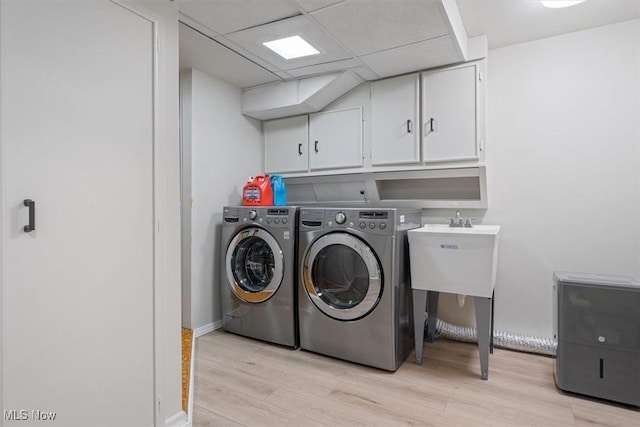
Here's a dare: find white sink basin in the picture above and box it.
[408,224,500,297]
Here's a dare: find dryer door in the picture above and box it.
[226,227,284,303]
[303,233,382,321]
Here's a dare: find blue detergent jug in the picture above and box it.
[270,175,286,206]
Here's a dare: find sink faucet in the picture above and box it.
[450,210,473,228]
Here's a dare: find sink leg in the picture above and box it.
[475,296,492,380]
[490,290,495,354]
[412,289,427,365]
[426,291,440,343]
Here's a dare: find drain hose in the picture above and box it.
[432,317,557,356]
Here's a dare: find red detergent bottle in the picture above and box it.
[242,175,273,206]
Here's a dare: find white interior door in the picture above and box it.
[1,1,155,425]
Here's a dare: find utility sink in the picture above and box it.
[408,223,501,380]
[408,224,501,298]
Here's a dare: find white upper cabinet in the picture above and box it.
[421,63,478,162]
[263,115,309,174]
[260,59,486,177]
[371,74,420,166]
[309,107,363,171]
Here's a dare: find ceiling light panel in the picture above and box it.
[263,35,320,59]
[541,0,587,8]
[225,15,352,71]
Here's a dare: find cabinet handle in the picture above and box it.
[314,140,319,153]
[298,143,302,156]
[23,199,35,232]
[407,119,412,133]
[600,358,604,379]
[425,117,434,135]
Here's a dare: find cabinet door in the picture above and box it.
[422,64,478,162]
[309,107,363,171]
[264,115,309,174]
[371,74,420,166]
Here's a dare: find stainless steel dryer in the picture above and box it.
[221,206,298,347]
[298,207,421,371]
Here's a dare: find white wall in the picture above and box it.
[181,68,262,332]
[434,19,640,339]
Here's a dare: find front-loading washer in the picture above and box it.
[298,207,421,371]
[221,206,298,348]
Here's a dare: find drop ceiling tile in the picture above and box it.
[213,36,283,75]
[179,0,301,35]
[275,71,293,80]
[351,66,380,81]
[179,12,220,39]
[294,0,344,12]
[287,58,360,77]
[359,36,464,78]
[311,0,449,56]
[179,24,279,88]
[225,15,352,71]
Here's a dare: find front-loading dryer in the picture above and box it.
[298,207,421,371]
[221,206,298,348]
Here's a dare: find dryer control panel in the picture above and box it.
[299,208,397,236]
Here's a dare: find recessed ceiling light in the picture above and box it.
[541,0,586,8]
[263,35,320,60]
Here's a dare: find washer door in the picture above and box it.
[226,227,284,303]
[302,233,382,321]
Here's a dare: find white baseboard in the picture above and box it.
[166,410,189,427]
[193,320,222,338]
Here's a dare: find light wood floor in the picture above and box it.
[193,330,639,426]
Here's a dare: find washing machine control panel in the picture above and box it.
[261,208,294,229]
[223,207,296,230]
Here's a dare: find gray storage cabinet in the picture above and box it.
[554,272,640,406]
